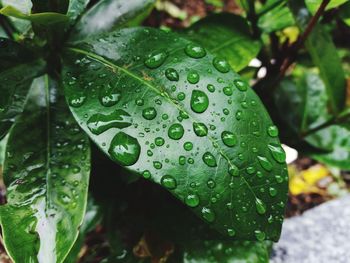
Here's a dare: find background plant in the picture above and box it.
[0,0,349,262]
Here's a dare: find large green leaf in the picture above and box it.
[340,1,350,26]
[289,0,346,114]
[62,27,288,241]
[0,38,45,139]
[305,0,348,14]
[258,0,295,33]
[184,13,262,72]
[0,75,91,263]
[70,0,155,41]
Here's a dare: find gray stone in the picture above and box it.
[271,195,350,263]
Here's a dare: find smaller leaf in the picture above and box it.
[0,5,69,26]
[289,0,347,114]
[305,0,348,14]
[70,0,156,41]
[66,0,90,22]
[258,0,295,33]
[340,1,350,27]
[184,13,262,71]
[305,124,350,169]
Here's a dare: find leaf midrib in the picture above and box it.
[66,47,259,202]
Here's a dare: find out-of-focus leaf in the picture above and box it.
[289,0,346,114]
[0,0,32,36]
[0,5,69,26]
[274,67,331,135]
[0,135,7,166]
[305,0,348,14]
[0,76,91,263]
[70,0,156,41]
[340,1,350,26]
[64,196,102,263]
[0,38,45,139]
[258,0,295,33]
[66,0,90,22]
[184,13,262,71]
[305,124,350,169]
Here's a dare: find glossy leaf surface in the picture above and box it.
[0,76,90,263]
[0,38,45,139]
[70,0,155,41]
[185,13,261,72]
[289,0,346,114]
[62,27,288,241]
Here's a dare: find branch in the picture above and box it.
[278,0,331,80]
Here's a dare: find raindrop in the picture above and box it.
[202,207,215,222]
[179,155,186,165]
[68,93,87,108]
[227,228,236,237]
[177,92,186,101]
[168,123,184,140]
[202,152,217,167]
[191,90,209,113]
[228,164,239,177]
[143,170,151,179]
[183,142,193,151]
[161,175,177,189]
[255,198,266,215]
[254,230,266,241]
[87,109,132,135]
[257,156,273,172]
[221,131,237,147]
[165,68,179,81]
[268,143,286,163]
[184,43,206,58]
[207,179,216,189]
[234,79,248,91]
[108,132,141,166]
[267,125,279,137]
[269,187,277,197]
[153,161,162,169]
[142,107,157,120]
[187,70,200,84]
[155,137,165,146]
[99,85,121,107]
[144,51,167,68]
[207,84,215,93]
[213,57,230,73]
[193,122,208,137]
[185,193,200,207]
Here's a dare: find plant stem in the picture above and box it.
[246,0,261,38]
[278,0,331,79]
[257,0,285,17]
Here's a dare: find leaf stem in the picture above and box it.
[246,0,261,38]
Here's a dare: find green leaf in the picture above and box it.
[274,68,332,135]
[70,0,155,41]
[0,75,91,263]
[0,38,45,139]
[66,0,90,22]
[62,27,288,241]
[64,196,102,263]
[289,0,346,114]
[305,124,350,169]
[340,1,350,26]
[0,135,7,166]
[184,13,262,72]
[258,0,295,33]
[0,5,69,26]
[305,0,348,14]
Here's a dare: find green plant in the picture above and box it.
[0,0,349,262]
